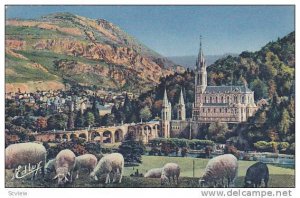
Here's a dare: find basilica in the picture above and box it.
[160,39,258,138]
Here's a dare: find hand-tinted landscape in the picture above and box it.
[5,6,295,189]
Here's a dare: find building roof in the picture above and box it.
[205,85,252,94]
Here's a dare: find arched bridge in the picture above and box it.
[33,121,160,144]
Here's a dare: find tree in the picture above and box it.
[85,112,95,127]
[75,111,85,128]
[139,106,152,122]
[268,80,277,99]
[91,98,101,126]
[12,115,36,130]
[278,109,291,136]
[249,79,268,100]
[122,94,132,123]
[118,140,145,165]
[101,114,115,126]
[67,111,75,130]
[208,121,228,143]
[47,114,68,130]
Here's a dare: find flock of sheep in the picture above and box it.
[5,142,269,187]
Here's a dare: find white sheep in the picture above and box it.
[5,142,47,179]
[199,154,238,188]
[90,153,124,184]
[161,163,180,185]
[74,154,98,179]
[144,168,162,178]
[53,149,76,186]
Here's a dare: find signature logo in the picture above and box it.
[14,161,43,179]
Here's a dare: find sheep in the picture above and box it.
[244,162,269,188]
[74,154,98,179]
[199,154,238,188]
[144,168,162,178]
[90,153,124,184]
[5,142,47,179]
[53,149,76,187]
[160,163,180,185]
[44,159,56,179]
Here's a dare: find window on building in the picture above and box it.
[210,97,212,103]
[242,96,245,103]
[215,96,218,103]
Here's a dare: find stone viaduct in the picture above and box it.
[33,121,160,144]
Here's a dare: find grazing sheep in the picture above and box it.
[53,149,76,187]
[5,142,47,179]
[160,163,180,185]
[199,154,238,188]
[144,168,162,178]
[44,159,56,179]
[90,153,124,184]
[244,162,269,188]
[74,154,98,179]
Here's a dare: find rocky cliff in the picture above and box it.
[6,12,183,93]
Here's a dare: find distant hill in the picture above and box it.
[208,31,295,100]
[168,53,238,68]
[5,12,183,93]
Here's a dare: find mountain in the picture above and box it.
[207,31,295,100]
[168,53,238,68]
[5,12,183,93]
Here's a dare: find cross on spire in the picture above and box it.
[200,35,202,51]
[196,34,205,69]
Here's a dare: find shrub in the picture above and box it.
[254,141,274,152]
[287,143,295,155]
[188,139,214,150]
[278,142,290,152]
[254,141,291,153]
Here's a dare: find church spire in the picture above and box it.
[196,35,206,70]
[177,88,186,121]
[163,88,169,107]
[179,88,185,105]
[195,35,207,93]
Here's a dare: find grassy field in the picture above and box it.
[5,155,295,188]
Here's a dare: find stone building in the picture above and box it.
[160,38,258,138]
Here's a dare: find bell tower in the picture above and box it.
[161,88,171,138]
[177,88,186,121]
[195,35,207,94]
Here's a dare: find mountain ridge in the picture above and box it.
[5,12,183,93]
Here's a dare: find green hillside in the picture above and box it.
[5,12,178,92]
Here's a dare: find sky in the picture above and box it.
[5,5,295,57]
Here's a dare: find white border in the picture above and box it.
[1,1,298,198]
